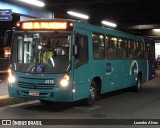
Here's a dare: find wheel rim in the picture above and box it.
[90,85,96,101]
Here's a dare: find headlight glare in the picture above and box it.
[60,75,70,88]
[8,75,16,84]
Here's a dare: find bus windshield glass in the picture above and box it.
[10,32,72,73]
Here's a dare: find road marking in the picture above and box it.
[74,105,102,111]
[89,106,102,110]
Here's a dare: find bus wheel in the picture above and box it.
[85,81,97,106]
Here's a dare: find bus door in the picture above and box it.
[72,30,90,101]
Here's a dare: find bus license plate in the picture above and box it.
[29,91,40,96]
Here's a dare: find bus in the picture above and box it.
[6,19,155,105]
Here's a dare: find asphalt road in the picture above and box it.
[0,77,160,128]
[0,80,8,96]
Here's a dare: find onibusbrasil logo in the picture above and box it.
[129,60,139,75]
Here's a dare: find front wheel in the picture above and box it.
[85,81,97,106]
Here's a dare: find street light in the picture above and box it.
[18,0,45,7]
[101,20,117,28]
[67,11,89,20]
[153,29,160,32]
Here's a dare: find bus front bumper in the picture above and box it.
[8,84,73,102]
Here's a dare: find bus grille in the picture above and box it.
[17,81,54,90]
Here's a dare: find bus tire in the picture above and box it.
[85,81,97,106]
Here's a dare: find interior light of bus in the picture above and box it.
[38,45,42,50]
[111,38,117,41]
[99,35,104,39]
[119,39,122,42]
[22,22,67,29]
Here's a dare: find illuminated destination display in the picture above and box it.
[21,22,67,30]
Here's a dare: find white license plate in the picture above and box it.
[29,91,40,96]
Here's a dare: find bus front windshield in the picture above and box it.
[10,32,72,73]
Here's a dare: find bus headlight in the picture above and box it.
[8,75,16,84]
[60,75,69,88]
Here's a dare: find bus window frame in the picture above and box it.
[118,38,128,60]
[92,32,105,60]
[105,35,118,60]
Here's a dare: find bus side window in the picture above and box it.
[118,38,128,59]
[92,33,105,60]
[144,43,150,59]
[128,40,136,59]
[136,42,144,59]
[106,36,118,60]
[75,34,88,68]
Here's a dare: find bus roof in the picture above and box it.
[73,20,143,42]
[16,18,143,42]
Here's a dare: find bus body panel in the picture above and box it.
[142,37,155,81]
[72,64,91,101]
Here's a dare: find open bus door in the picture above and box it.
[3,30,14,46]
[0,30,14,75]
[3,30,14,58]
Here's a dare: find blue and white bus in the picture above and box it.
[7,19,155,105]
